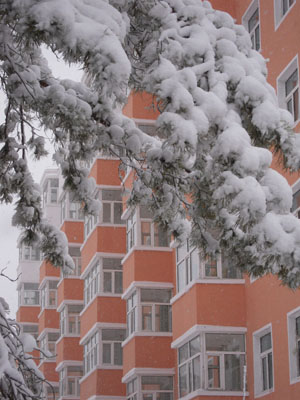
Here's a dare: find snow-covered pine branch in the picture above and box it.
[1,0,300,286]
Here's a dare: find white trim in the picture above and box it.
[38,276,60,290]
[79,365,124,385]
[242,0,261,52]
[37,327,59,341]
[122,331,173,348]
[122,281,174,300]
[121,205,133,221]
[253,323,274,398]
[133,118,156,124]
[292,177,300,192]
[55,360,83,372]
[122,245,173,265]
[80,252,125,280]
[171,324,247,349]
[87,396,125,400]
[276,54,299,127]
[170,278,245,305]
[179,389,249,399]
[56,333,81,346]
[287,306,300,384]
[274,0,296,30]
[80,322,127,345]
[122,367,175,383]
[57,299,84,313]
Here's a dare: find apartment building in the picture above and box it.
[15,1,300,399]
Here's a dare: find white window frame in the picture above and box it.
[100,188,125,225]
[126,375,174,400]
[83,328,126,374]
[126,206,170,251]
[19,282,40,306]
[287,307,300,383]
[83,257,123,305]
[39,330,59,362]
[60,304,83,337]
[19,243,42,262]
[277,55,299,125]
[62,247,81,278]
[140,289,172,333]
[59,365,82,398]
[178,335,201,397]
[242,0,261,51]
[43,177,59,206]
[292,178,300,218]
[253,324,274,397]
[40,280,58,310]
[60,191,84,223]
[21,323,39,340]
[274,0,296,29]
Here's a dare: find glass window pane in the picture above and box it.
[103,258,122,270]
[248,8,259,32]
[154,224,169,247]
[268,352,273,389]
[205,256,218,277]
[141,289,171,303]
[140,205,152,219]
[179,343,189,364]
[155,305,171,332]
[179,364,188,397]
[190,249,199,281]
[293,88,299,121]
[296,316,300,336]
[103,203,111,223]
[102,190,122,201]
[141,376,173,390]
[115,271,123,294]
[142,305,152,331]
[157,394,173,400]
[262,356,268,391]
[141,222,151,245]
[103,271,112,292]
[222,254,243,279]
[177,260,186,292]
[192,355,201,391]
[207,355,221,389]
[103,343,111,364]
[102,329,126,341]
[114,202,123,224]
[190,335,201,356]
[225,354,244,391]
[285,69,298,96]
[260,333,272,353]
[206,333,245,352]
[114,342,122,365]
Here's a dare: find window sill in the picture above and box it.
[56,334,81,346]
[180,389,249,399]
[38,307,57,318]
[254,388,274,398]
[80,293,123,317]
[122,245,173,265]
[122,331,173,347]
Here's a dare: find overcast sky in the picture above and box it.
[0,48,83,317]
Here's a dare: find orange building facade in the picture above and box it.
[16,1,300,400]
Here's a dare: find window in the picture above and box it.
[126,288,172,335]
[287,309,300,382]
[101,189,124,225]
[84,332,98,374]
[61,192,84,222]
[178,333,245,396]
[62,247,81,278]
[274,0,296,27]
[205,333,245,391]
[277,56,299,123]
[242,1,260,51]
[103,258,123,294]
[140,206,169,247]
[19,243,41,262]
[127,211,136,251]
[44,385,59,400]
[102,329,126,366]
[292,188,300,218]
[84,261,99,305]
[84,257,123,305]
[285,69,299,121]
[60,304,83,336]
[127,291,138,335]
[127,378,138,400]
[22,324,39,340]
[59,366,82,397]
[19,283,39,306]
[40,280,58,309]
[141,376,173,400]
[179,336,201,397]
[40,332,59,360]
[43,178,59,206]
[253,326,273,395]
[141,289,172,332]
[176,242,243,292]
